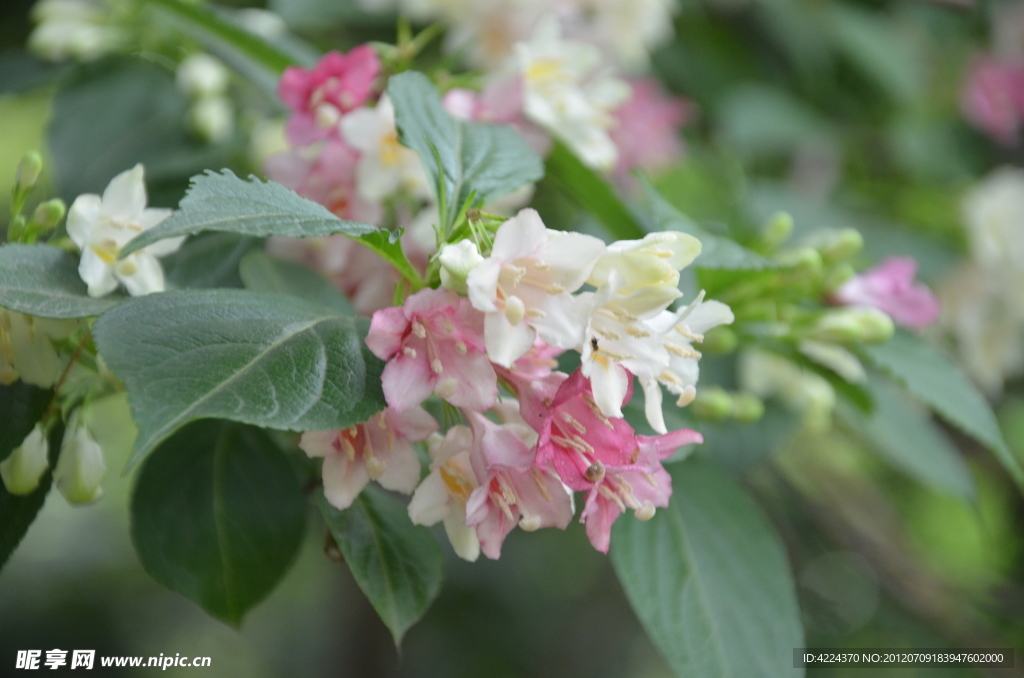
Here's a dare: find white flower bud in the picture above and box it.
[190,95,235,144]
[176,54,230,98]
[439,240,484,293]
[54,415,106,504]
[0,424,50,495]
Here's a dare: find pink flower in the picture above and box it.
[263,139,381,223]
[301,407,438,510]
[961,56,1024,145]
[610,79,692,182]
[366,288,498,412]
[463,410,573,559]
[278,46,380,145]
[535,370,702,552]
[832,256,940,330]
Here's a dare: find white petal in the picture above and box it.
[136,207,172,232]
[143,234,186,258]
[101,164,147,220]
[485,309,535,367]
[467,259,501,312]
[115,253,165,296]
[642,377,667,434]
[322,452,369,510]
[538,230,606,292]
[490,208,547,261]
[686,299,735,335]
[443,509,480,562]
[78,247,118,298]
[589,361,628,418]
[66,194,101,249]
[408,471,451,526]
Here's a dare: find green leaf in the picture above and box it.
[694,402,801,473]
[144,0,297,74]
[387,71,544,231]
[837,376,975,500]
[48,59,231,201]
[0,382,57,570]
[611,458,804,678]
[644,181,774,270]
[860,330,1024,489]
[239,250,353,315]
[316,487,443,645]
[131,419,306,626]
[164,233,262,290]
[544,140,645,241]
[93,289,386,469]
[118,170,423,288]
[0,244,125,318]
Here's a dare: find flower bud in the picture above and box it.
[761,211,793,250]
[29,198,67,232]
[778,247,823,279]
[176,53,230,98]
[807,228,864,263]
[691,386,733,421]
[54,416,106,504]
[807,311,863,343]
[850,306,895,344]
[190,95,235,144]
[822,262,855,291]
[0,424,50,495]
[698,326,737,355]
[731,393,765,423]
[439,240,483,293]
[15,152,43,192]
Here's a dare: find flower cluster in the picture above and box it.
[303,208,731,557]
[961,4,1024,145]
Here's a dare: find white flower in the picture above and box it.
[340,95,432,203]
[176,54,230,98]
[67,164,183,297]
[962,167,1024,272]
[54,413,106,505]
[408,426,481,562]
[515,16,630,171]
[588,231,702,294]
[439,239,484,293]
[466,208,606,367]
[0,311,76,387]
[0,424,50,495]
[190,95,235,143]
[29,0,122,62]
[567,0,677,70]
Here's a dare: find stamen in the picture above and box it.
[531,467,552,502]
[455,340,468,354]
[635,501,656,521]
[560,411,587,434]
[665,341,701,359]
[403,346,418,358]
[411,321,427,339]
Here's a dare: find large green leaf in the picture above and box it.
[93,289,386,469]
[48,59,230,201]
[163,233,262,290]
[838,376,975,500]
[131,419,306,626]
[611,458,804,678]
[239,250,353,315]
[317,487,443,645]
[694,402,800,473]
[860,330,1023,489]
[0,244,125,318]
[118,170,423,287]
[645,182,774,270]
[544,140,645,241]
[387,71,544,231]
[0,382,59,571]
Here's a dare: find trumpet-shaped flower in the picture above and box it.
[54,414,106,505]
[535,370,701,552]
[408,426,481,561]
[366,288,497,411]
[466,208,605,367]
[515,17,630,170]
[0,424,50,495]
[832,257,939,330]
[463,410,573,559]
[301,407,437,510]
[341,95,432,202]
[278,46,380,145]
[66,164,183,297]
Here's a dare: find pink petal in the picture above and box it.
[381,354,435,411]
[366,306,409,359]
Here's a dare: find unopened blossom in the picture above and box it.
[535,370,701,552]
[463,409,573,559]
[176,53,230,98]
[739,349,835,431]
[301,407,437,510]
[54,414,106,504]
[466,208,606,367]
[340,95,432,203]
[515,17,630,171]
[0,311,75,387]
[278,46,380,145]
[832,257,939,330]
[67,164,183,297]
[408,426,481,561]
[29,0,123,62]
[366,288,497,411]
[0,424,50,495]
[610,79,692,182]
